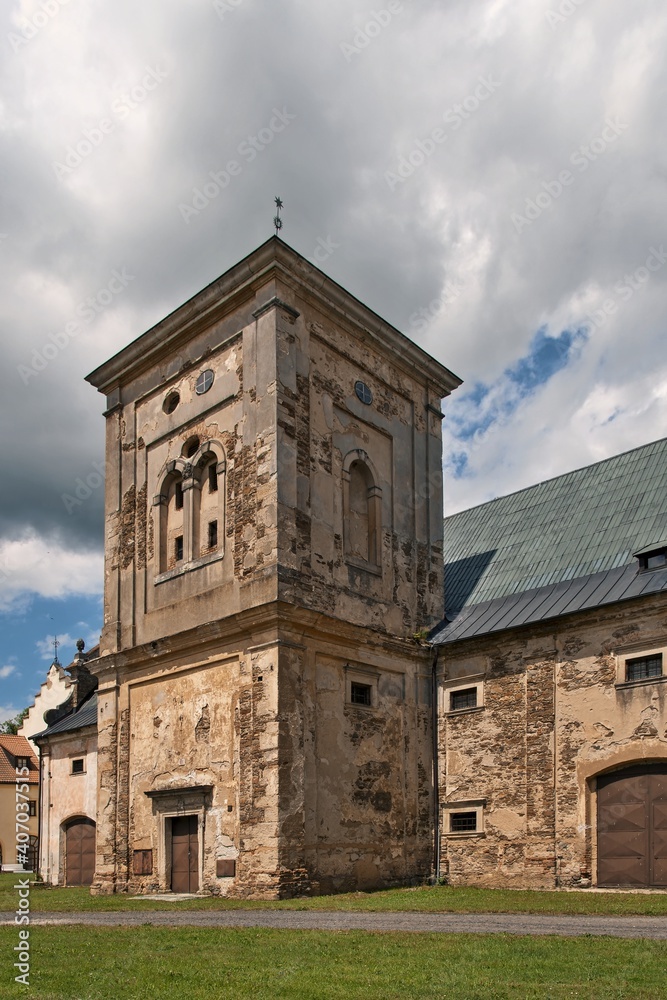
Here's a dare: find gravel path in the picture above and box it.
[1,911,666,938]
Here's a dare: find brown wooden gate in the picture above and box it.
[597,764,667,887]
[171,815,199,893]
[65,819,96,886]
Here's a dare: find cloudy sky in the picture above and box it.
[1,0,666,720]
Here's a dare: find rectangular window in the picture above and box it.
[174,482,183,510]
[16,757,29,770]
[208,520,218,549]
[350,682,372,706]
[450,811,477,833]
[450,687,477,712]
[28,801,36,817]
[71,758,85,775]
[175,535,184,562]
[208,465,218,493]
[625,654,663,682]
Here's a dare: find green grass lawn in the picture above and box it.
[1,925,665,1000]
[1,873,666,915]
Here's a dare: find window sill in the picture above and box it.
[155,549,224,584]
[445,706,485,717]
[345,556,382,578]
[615,674,667,691]
[443,831,486,839]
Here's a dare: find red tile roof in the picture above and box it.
[0,735,39,784]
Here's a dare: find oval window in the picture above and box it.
[354,380,372,405]
[196,369,214,395]
[163,391,180,414]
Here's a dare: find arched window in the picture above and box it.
[162,470,185,571]
[194,451,225,559]
[343,450,382,572]
[154,443,226,578]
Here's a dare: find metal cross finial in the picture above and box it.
[52,636,60,665]
[273,196,283,235]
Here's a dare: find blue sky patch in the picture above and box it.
[445,327,588,475]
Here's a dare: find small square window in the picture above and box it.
[175,535,184,562]
[450,811,477,833]
[208,520,218,549]
[71,758,85,775]
[174,482,183,510]
[28,801,36,817]
[625,654,662,682]
[450,687,477,712]
[16,757,29,770]
[350,682,372,706]
[208,465,218,493]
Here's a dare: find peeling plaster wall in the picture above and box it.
[38,730,97,885]
[438,594,667,889]
[90,245,455,898]
[273,281,445,636]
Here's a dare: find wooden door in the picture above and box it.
[65,819,96,886]
[598,765,667,887]
[171,815,198,893]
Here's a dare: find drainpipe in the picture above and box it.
[37,748,43,880]
[431,644,440,883]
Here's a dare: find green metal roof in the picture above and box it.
[444,436,667,616]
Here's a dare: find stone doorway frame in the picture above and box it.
[145,785,212,893]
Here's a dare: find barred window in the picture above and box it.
[450,811,477,833]
[350,682,372,706]
[450,687,477,711]
[625,654,662,682]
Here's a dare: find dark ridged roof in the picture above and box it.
[431,563,667,644]
[33,693,97,740]
[433,437,667,644]
[444,437,667,614]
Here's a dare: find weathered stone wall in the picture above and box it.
[277,618,434,895]
[273,284,446,636]
[88,240,458,897]
[438,593,667,888]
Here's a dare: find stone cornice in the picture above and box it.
[87,601,429,678]
[85,237,462,400]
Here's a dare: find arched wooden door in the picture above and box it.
[597,764,667,887]
[65,818,96,886]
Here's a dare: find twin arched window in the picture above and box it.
[154,443,226,576]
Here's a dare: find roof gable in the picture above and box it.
[0,735,39,784]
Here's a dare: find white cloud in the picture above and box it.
[0,665,16,679]
[0,0,666,574]
[0,704,20,724]
[0,532,103,614]
[35,628,99,663]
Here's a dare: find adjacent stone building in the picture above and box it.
[84,236,461,897]
[433,438,667,890]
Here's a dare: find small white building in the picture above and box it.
[33,642,98,886]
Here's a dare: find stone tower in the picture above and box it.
[86,237,461,897]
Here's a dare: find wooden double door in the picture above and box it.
[65,818,96,886]
[171,815,199,893]
[597,764,667,887]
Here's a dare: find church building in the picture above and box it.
[84,236,461,896]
